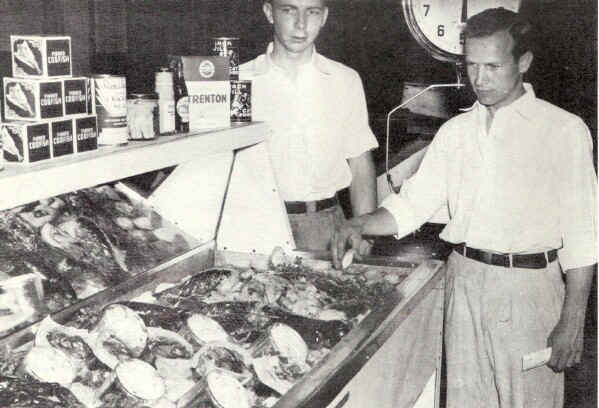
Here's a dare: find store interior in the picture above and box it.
[0,1,596,407]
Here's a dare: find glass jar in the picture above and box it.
[127,93,159,140]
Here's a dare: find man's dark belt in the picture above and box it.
[285,196,338,214]
[453,243,558,269]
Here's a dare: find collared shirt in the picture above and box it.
[239,43,378,201]
[381,84,597,271]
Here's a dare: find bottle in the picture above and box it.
[173,59,189,133]
[154,68,175,135]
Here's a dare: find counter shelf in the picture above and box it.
[0,122,266,212]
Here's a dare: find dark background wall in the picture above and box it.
[0,0,596,162]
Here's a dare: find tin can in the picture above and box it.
[92,74,128,145]
[230,80,251,123]
[211,37,239,80]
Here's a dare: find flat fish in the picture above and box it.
[114,301,188,332]
[40,216,130,286]
[155,268,233,302]
[261,305,352,350]
[175,300,264,343]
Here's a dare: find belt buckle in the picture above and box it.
[306,201,317,213]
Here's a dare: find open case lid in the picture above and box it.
[146,133,295,254]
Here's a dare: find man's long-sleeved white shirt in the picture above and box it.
[381,84,597,271]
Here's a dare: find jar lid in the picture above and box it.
[128,92,158,100]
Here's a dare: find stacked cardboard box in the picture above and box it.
[2,35,98,164]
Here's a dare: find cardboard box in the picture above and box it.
[1,121,51,163]
[63,77,89,116]
[4,77,64,121]
[182,56,231,130]
[73,115,98,153]
[50,118,74,158]
[11,35,72,78]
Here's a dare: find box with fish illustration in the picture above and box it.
[3,77,64,121]
[11,35,72,78]
[73,114,98,153]
[1,121,51,163]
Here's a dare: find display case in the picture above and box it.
[0,123,445,408]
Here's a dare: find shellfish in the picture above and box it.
[89,304,149,369]
[185,314,232,345]
[114,359,166,401]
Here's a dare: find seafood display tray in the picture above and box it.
[0,243,444,408]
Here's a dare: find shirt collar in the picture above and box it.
[462,83,537,120]
[252,42,332,76]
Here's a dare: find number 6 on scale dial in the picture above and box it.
[402,0,521,62]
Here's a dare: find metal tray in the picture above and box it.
[0,243,444,408]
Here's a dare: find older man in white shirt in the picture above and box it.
[240,0,378,252]
[332,8,596,408]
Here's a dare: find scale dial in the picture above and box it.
[402,0,521,62]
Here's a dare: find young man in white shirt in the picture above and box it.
[239,0,378,252]
[332,8,596,408]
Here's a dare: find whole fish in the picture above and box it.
[261,305,352,350]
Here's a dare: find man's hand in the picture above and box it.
[547,314,585,372]
[547,264,595,372]
[357,238,375,257]
[331,216,367,269]
[331,207,399,269]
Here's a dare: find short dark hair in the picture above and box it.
[265,0,328,4]
[464,7,534,58]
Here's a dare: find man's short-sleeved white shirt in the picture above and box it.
[239,43,378,202]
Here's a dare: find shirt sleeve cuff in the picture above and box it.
[380,193,420,240]
[558,245,598,271]
[346,130,379,159]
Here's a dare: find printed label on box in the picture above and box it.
[40,81,63,118]
[12,38,43,76]
[27,123,51,162]
[51,119,74,157]
[75,116,98,153]
[64,78,87,115]
[46,39,71,77]
[188,81,231,130]
[1,125,25,162]
[4,81,36,119]
[182,56,230,81]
